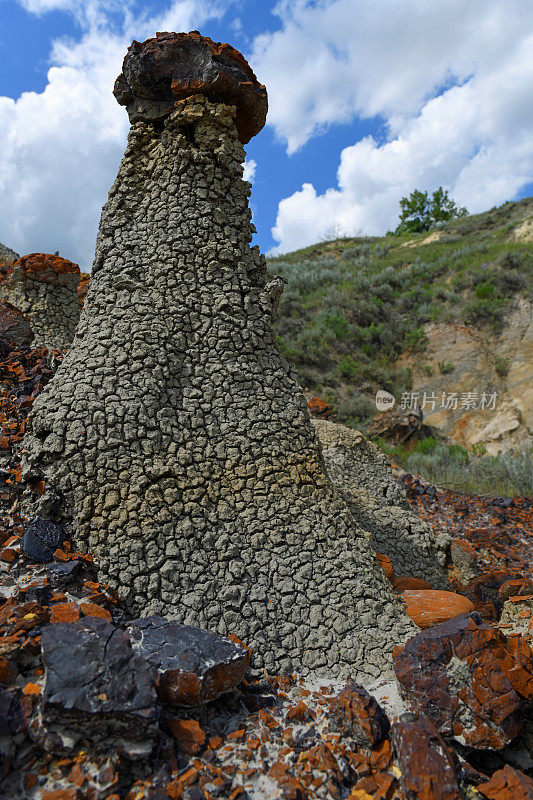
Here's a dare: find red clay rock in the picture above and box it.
[167,718,206,754]
[393,577,433,592]
[328,680,390,746]
[499,578,533,602]
[375,552,395,583]
[307,396,332,418]
[393,613,532,749]
[478,765,533,799]
[391,714,461,800]
[0,300,34,348]
[286,699,313,722]
[78,273,90,308]
[400,589,474,628]
[79,602,112,622]
[114,31,267,144]
[50,602,80,624]
[3,253,80,287]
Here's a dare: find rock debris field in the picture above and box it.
[0,29,532,800]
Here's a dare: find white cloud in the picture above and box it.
[259,0,533,254]
[243,158,257,183]
[0,1,230,269]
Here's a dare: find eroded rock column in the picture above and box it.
[0,253,81,349]
[22,32,417,678]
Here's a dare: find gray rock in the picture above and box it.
[313,419,450,589]
[127,616,250,706]
[40,618,157,752]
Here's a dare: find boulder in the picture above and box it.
[114,30,268,143]
[478,765,533,800]
[0,300,33,349]
[313,419,450,590]
[40,618,157,751]
[126,616,250,706]
[400,589,475,628]
[327,680,390,747]
[22,518,65,563]
[393,613,533,749]
[391,714,461,800]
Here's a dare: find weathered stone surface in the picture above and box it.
[22,66,416,679]
[126,616,250,705]
[0,300,34,348]
[328,680,389,747]
[375,552,395,583]
[114,31,267,143]
[391,714,461,800]
[478,765,533,800]
[41,618,157,748]
[313,419,449,589]
[0,242,19,264]
[0,254,81,348]
[393,577,433,592]
[400,589,475,628]
[22,518,65,563]
[394,613,532,748]
[0,686,25,735]
[167,718,206,754]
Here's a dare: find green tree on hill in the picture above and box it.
[395,187,468,234]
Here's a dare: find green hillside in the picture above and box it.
[268,196,533,431]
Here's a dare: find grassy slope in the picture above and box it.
[267,197,533,496]
[268,196,533,429]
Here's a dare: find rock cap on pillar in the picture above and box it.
[113,30,268,143]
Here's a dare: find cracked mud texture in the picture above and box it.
[22,68,417,679]
[313,419,450,589]
[0,254,81,349]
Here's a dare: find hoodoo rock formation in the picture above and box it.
[0,253,81,349]
[22,32,417,678]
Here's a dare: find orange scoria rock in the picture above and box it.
[400,589,474,628]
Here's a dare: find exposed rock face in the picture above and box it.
[313,419,449,589]
[113,31,267,144]
[0,254,81,349]
[0,242,19,264]
[21,34,416,679]
[393,613,533,749]
[399,302,533,454]
[0,300,34,349]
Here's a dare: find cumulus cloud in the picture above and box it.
[255,0,533,254]
[0,0,229,269]
[243,158,257,183]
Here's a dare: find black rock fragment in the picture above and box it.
[126,616,251,706]
[40,617,157,753]
[22,518,65,563]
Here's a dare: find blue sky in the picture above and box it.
[0,0,532,269]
